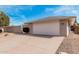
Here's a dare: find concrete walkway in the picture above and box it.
[0,33,64,54]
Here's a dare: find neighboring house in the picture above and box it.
[22,16,76,36]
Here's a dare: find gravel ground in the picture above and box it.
[56,31,79,54]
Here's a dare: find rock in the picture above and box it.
[4,34,8,36]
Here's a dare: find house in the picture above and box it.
[22,16,76,36]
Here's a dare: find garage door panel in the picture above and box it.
[32,21,60,35]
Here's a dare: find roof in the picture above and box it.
[24,16,76,24]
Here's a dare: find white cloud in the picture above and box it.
[44,5,79,22]
[0,5,35,25]
[45,8,55,12]
[53,5,79,22]
[0,5,34,16]
[10,15,30,26]
[44,5,79,16]
[53,5,79,15]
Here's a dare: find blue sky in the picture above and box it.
[0,5,79,26]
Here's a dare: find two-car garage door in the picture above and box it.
[32,21,60,35]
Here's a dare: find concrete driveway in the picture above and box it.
[0,33,64,54]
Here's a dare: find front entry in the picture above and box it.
[60,20,67,36]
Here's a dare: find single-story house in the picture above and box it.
[22,16,76,36]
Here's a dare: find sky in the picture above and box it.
[0,5,79,26]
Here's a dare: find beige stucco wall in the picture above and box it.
[32,20,60,35]
[60,19,70,36]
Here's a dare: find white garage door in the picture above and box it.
[32,21,60,35]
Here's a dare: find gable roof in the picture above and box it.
[24,16,76,24]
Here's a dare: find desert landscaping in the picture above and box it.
[56,31,79,54]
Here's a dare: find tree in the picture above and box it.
[0,11,9,27]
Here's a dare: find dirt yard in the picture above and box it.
[56,31,79,54]
[0,32,64,54]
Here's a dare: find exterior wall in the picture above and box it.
[32,20,60,35]
[4,26,22,33]
[24,19,70,36]
[60,20,70,36]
